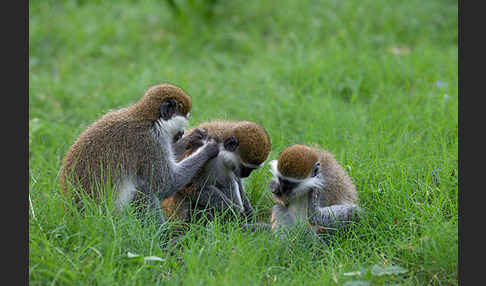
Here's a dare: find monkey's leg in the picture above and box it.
[236,179,255,219]
[138,183,166,225]
[194,185,245,216]
[308,204,360,230]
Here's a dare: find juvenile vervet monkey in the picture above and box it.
[59,84,220,219]
[268,144,360,235]
[161,120,271,223]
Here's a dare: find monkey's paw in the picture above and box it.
[204,139,220,159]
[186,128,208,150]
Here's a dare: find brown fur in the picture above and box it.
[180,120,271,163]
[313,146,358,205]
[232,121,272,165]
[59,84,192,203]
[161,120,271,221]
[277,145,319,180]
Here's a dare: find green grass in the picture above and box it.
[29,0,458,285]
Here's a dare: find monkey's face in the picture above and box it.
[140,84,192,140]
[219,136,262,178]
[155,98,190,140]
[161,98,189,141]
[219,122,271,178]
[269,159,323,205]
[141,84,192,121]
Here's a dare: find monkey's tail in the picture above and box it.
[242,222,272,233]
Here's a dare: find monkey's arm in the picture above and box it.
[307,195,360,230]
[149,140,219,202]
[167,141,219,198]
[236,179,255,219]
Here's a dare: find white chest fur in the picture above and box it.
[114,177,138,212]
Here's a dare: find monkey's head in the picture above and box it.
[135,84,192,141]
[269,145,324,204]
[218,121,271,178]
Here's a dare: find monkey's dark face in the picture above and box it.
[270,177,298,197]
[155,98,190,140]
[160,98,187,121]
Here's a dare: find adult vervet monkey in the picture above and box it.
[59,84,219,220]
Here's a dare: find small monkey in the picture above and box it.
[162,120,271,223]
[267,144,360,236]
[59,84,219,220]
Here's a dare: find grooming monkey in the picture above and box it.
[262,144,360,236]
[59,84,219,219]
[161,120,271,222]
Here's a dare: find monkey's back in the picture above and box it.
[313,147,358,206]
[60,107,161,199]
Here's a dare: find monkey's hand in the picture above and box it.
[203,139,220,159]
[186,128,208,150]
[269,179,289,206]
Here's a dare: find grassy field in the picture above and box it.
[29,0,458,285]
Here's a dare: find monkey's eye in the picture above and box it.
[224,136,239,152]
[160,99,178,120]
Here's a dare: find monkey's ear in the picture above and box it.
[160,99,177,120]
[224,136,239,152]
[311,162,320,177]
